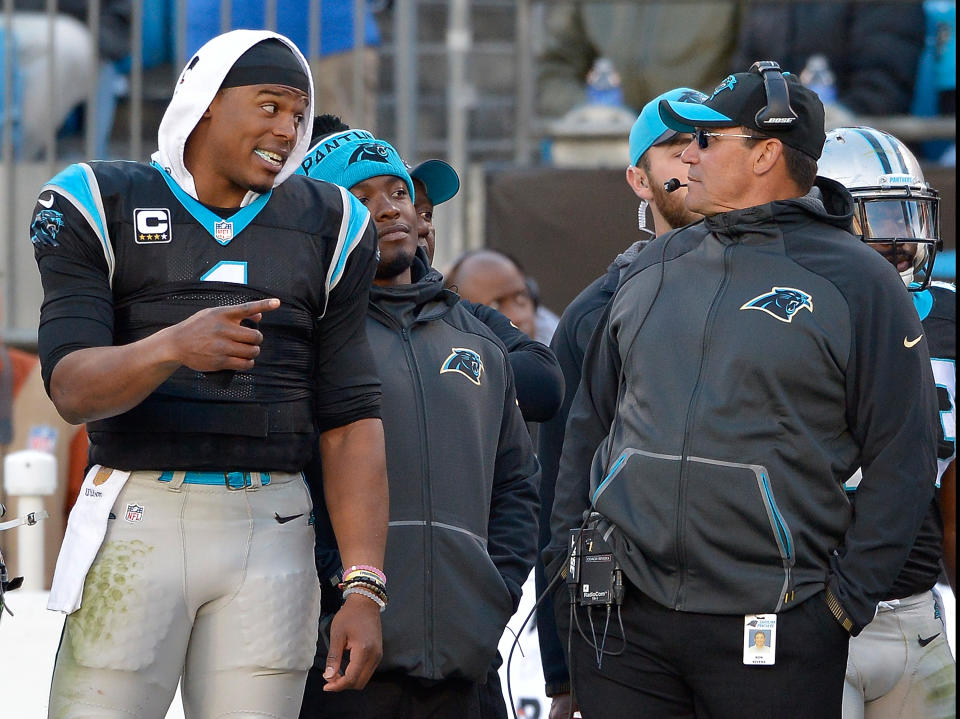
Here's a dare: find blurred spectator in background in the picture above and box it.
[536,1,738,119]
[186,0,382,130]
[913,0,957,117]
[525,276,559,347]
[10,1,130,159]
[446,249,559,345]
[912,0,956,164]
[730,0,925,125]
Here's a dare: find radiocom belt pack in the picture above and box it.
[568,512,623,606]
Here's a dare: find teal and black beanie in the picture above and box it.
[296,128,414,199]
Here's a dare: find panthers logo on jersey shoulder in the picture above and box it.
[440,347,484,386]
[740,287,813,323]
[30,207,64,247]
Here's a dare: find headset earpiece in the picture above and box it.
[750,60,798,129]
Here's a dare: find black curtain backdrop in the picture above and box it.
[486,166,956,315]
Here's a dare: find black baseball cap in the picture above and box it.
[658,62,826,160]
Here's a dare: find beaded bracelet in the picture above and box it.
[340,577,388,604]
[341,575,387,594]
[342,573,386,591]
[342,568,387,587]
[345,564,386,584]
[343,585,387,612]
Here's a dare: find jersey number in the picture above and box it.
[931,358,956,462]
[201,261,247,284]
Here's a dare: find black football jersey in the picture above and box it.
[32,161,381,471]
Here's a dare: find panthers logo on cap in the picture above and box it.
[711,75,738,100]
[677,89,709,103]
[740,287,813,323]
[440,347,484,386]
[348,143,391,165]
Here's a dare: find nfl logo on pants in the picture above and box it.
[125,503,143,522]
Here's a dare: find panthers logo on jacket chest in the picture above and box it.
[740,287,813,323]
[440,348,484,386]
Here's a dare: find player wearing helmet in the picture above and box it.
[819,126,955,719]
[819,127,942,292]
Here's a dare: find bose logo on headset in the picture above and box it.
[750,61,799,128]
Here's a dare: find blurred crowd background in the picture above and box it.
[0,0,955,345]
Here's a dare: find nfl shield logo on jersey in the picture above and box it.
[124,503,144,523]
[214,220,234,242]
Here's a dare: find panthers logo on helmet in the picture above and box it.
[740,287,813,323]
[348,143,391,165]
[440,347,484,386]
[711,75,737,100]
[30,208,65,247]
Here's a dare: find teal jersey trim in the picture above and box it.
[150,161,272,245]
[43,163,114,285]
[329,188,371,292]
[912,288,934,321]
[319,185,371,318]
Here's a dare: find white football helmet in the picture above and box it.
[818,126,941,291]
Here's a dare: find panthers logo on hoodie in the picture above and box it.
[740,287,814,323]
[440,348,484,386]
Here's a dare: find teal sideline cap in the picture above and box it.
[410,159,460,205]
[629,87,708,166]
[297,128,414,199]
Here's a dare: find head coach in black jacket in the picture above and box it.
[544,62,938,718]
[299,129,540,719]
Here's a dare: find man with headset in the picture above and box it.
[535,86,706,719]
[544,63,938,717]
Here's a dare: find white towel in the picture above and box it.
[47,465,130,613]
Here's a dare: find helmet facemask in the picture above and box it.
[818,127,943,292]
[849,187,941,291]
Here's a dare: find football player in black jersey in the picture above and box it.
[33,31,387,718]
[820,126,955,719]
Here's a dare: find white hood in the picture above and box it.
[151,30,314,206]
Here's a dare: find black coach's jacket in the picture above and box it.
[546,178,938,636]
[369,252,540,681]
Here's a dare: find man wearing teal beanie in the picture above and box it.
[298,131,541,719]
